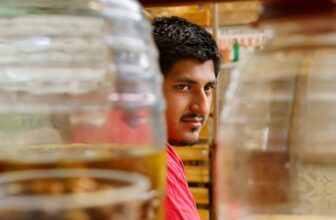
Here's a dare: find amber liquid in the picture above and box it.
[225,149,289,208]
[0,144,165,220]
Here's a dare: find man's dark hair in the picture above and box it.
[152,16,221,77]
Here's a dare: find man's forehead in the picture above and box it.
[168,71,217,86]
[167,59,216,81]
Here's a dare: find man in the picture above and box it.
[152,16,221,220]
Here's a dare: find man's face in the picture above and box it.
[163,59,216,146]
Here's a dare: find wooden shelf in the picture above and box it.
[145,1,261,26]
[140,0,229,7]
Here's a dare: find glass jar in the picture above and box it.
[0,0,166,219]
[217,1,336,219]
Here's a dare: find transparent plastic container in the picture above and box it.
[217,1,336,220]
[0,0,166,219]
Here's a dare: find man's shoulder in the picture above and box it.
[166,144,184,168]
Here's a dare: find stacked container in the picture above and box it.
[218,1,336,219]
[0,0,166,219]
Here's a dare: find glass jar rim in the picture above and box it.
[0,168,149,210]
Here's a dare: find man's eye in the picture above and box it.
[175,85,190,91]
[204,84,215,92]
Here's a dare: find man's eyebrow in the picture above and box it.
[175,77,197,84]
[175,77,217,85]
[206,80,217,86]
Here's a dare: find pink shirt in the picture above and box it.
[164,144,200,220]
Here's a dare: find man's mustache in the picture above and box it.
[180,113,205,123]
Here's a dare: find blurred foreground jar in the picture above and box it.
[0,0,166,219]
[217,0,336,219]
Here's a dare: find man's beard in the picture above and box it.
[168,136,200,146]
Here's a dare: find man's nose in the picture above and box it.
[190,91,210,115]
